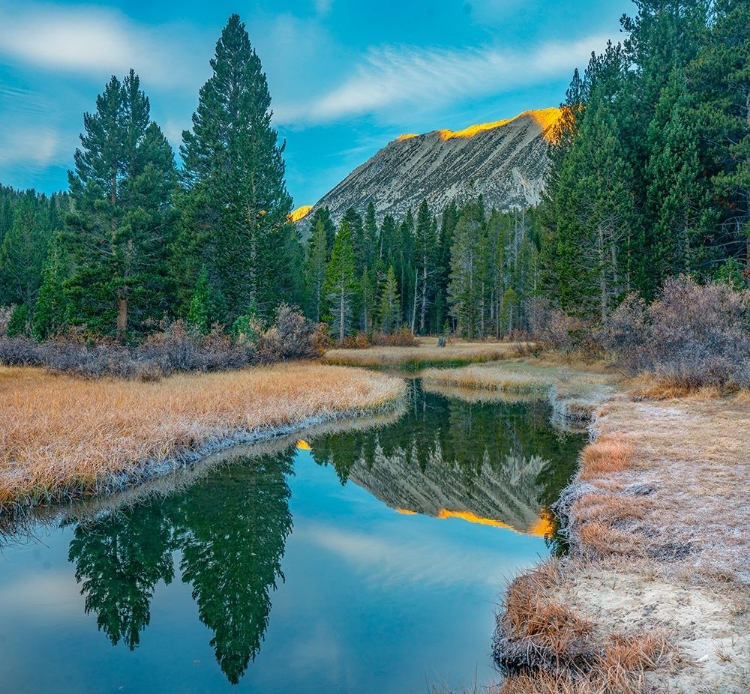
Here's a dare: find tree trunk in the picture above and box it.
[339,286,345,343]
[411,269,418,334]
[419,264,428,334]
[117,296,128,343]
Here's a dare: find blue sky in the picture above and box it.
[0,0,633,207]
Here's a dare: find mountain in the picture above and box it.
[293,107,561,229]
[346,448,552,537]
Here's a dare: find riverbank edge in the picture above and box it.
[0,366,407,520]
[473,365,750,692]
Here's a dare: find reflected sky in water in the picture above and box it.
[0,385,584,693]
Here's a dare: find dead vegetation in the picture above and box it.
[494,560,672,694]
[323,338,527,368]
[577,435,635,481]
[495,380,750,693]
[0,363,404,513]
[421,359,620,428]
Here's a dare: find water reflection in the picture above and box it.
[0,381,584,690]
[308,382,581,538]
[68,453,294,684]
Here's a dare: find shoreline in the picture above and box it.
[0,363,406,518]
[419,359,750,693]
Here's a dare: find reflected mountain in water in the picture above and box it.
[307,383,583,536]
[53,381,583,686]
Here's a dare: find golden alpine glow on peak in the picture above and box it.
[397,133,419,141]
[396,508,418,515]
[288,205,313,223]
[434,107,562,142]
[436,509,516,531]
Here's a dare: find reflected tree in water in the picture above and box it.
[65,383,584,684]
[68,502,174,649]
[175,453,294,684]
[311,383,582,491]
[68,452,294,685]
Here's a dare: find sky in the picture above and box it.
[0,0,634,208]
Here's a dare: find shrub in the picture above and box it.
[0,306,323,379]
[600,277,750,390]
[338,332,372,349]
[536,306,594,354]
[370,327,419,347]
[258,304,321,362]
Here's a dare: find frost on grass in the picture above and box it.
[0,364,405,512]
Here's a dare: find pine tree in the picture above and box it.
[0,191,51,309]
[63,70,176,340]
[187,267,226,335]
[324,221,357,342]
[378,266,400,334]
[308,207,336,254]
[304,219,328,323]
[414,199,437,334]
[645,69,716,287]
[177,14,295,320]
[690,0,750,275]
[448,204,484,337]
[6,303,29,337]
[33,240,68,339]
[344,208,365,274]
[363,202,378,269]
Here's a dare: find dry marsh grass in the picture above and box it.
[322,338,527,368]
[0,363,405,510]
[494,560,671,694]
[493,365,750,693]
[421,363,552,393]
[578,435,636,481]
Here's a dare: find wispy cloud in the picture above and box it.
[0,126,60,169]
[0,1,210,89]
[275,35,606,126]
[314,0,334,17]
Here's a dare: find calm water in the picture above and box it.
[0,382,584,693]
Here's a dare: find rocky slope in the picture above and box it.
[347,444,551,536]
[295,107,561,230]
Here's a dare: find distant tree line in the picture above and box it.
[304,199,543,340]
[1,1,748,346]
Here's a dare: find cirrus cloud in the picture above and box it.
[275,34,608,126]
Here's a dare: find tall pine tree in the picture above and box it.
[176,14,295,321]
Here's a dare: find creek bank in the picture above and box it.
[492,380,750,693]
[0,363,406,517]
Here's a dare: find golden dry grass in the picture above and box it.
[578,435,636,481]
[322,338,527,368]
[495,560,671,694]
[493,367,750,693]
[0,363,405,509]
[421,363,552,393]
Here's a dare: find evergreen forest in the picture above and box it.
[1,1,748,344]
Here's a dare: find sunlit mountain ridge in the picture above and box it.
[296,107,559,232]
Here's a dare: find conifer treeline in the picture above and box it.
[305,199,543,339]
[1,1,748,343]
[541,0,750,319]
